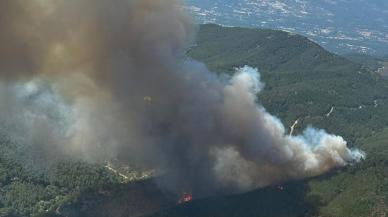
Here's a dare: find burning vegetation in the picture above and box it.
[179,191,193,203]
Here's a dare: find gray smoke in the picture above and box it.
[0,0,364,195]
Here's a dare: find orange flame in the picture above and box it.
[179,192,193,203]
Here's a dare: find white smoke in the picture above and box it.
[212,66,365,190]
[0,66,365,193]
[0,0,365,195]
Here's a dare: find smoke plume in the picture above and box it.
[0,0,364,195]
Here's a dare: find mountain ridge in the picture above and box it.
[147,23,388,217]
[185,0,388,56]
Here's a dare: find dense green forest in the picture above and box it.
[189,24,388,143]
[343,53,385,71]
[2,24,388,217]
[0,157,122,217]
[149,24,388,217]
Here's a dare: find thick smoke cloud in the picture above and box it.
[0,0,364,195]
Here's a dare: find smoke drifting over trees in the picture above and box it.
[0,0,364,196]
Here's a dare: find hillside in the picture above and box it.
[185,0,388,56]
[344,53,387,72]
[147,24,388,217]
[190,24,388,143]
[2,24,388,217]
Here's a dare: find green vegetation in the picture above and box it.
[306,129,388,217]
[49,162,120,191]
[343,53,384,71]
[189,24,388,143]
[2,24,388,216]
[0,155,121,217]
[148,24,388,217]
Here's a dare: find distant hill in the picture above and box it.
[185,0,388,56]
[147,24,388,217]
[343,53,384,71]
[189,24,388,143]
[343,53,388,77]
